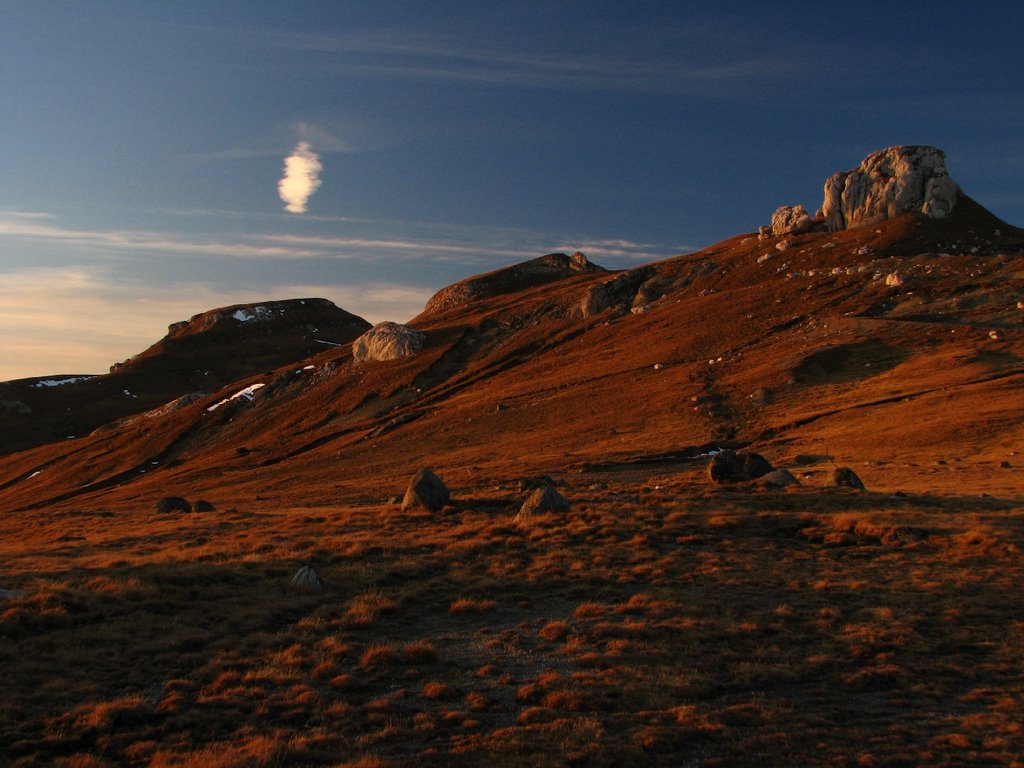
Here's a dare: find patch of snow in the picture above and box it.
[232,306,273,323]
[206,382,266,412]
[32,376,94,388]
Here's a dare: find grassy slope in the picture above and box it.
[2,208,1024,766]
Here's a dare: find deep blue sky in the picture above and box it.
[1,1,1022,379]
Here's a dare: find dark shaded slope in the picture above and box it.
[0,299,370,456]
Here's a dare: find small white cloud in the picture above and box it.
[278,141,323,214]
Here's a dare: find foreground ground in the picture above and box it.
[3,460,1023,767]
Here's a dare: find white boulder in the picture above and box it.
[352,321,426,362]
[770,205,813,236]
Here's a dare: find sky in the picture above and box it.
[1,1,1022,380]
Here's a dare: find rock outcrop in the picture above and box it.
[353,322,426,362]
[820,145,958,232]
[581,267,655,318]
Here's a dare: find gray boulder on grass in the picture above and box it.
[760,468,799,488]
[401,468,450,511]
[290,565,324,592]
[516,485,571,520]
[155,496,192,513]
[833,467,866,490]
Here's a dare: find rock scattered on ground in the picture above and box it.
[833,466,866,490]
[401,468,451,512]
[290,565,324,592]
[707,450,776,484]
[155,496,192,513]
[516,484,571,520]
[352,322,426,362]
[760,468,799,487]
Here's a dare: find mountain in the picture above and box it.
[2,147,1024,767]
[1,147,1021,510]
[0,298,370,455]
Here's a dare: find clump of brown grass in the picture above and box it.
[448,597,497,615]
[538,620,570,641]
[344,590,398,627]
[149,734,285,768]
[402,639,439,664]
[423,681,457,700]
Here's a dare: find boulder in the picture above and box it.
[290,565,324,592]
[401,468,450,512]
[821,145,958,232]
[770,205,813,236]
[707,450,777,484]
[192,499,216,513]
[833,467,866,490]
[155,496,192,513]
[760,468,799,488]
[707,450,746,484]
[516,485,571,520]
[352,322,426,362]
[741,452,774,480]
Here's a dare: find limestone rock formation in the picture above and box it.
[352,322,426,362]
[581,267,655,318]
[401,468,450,512]
[770,205,813,236]
[820,146,958,232]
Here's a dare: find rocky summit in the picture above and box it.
[821,145,958,231]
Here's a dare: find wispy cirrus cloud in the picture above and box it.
[254,27,794,96]
[0,211,684,267]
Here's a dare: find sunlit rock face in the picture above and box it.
[352,321,426,362]
[770,204,813,236]
[820,145,958,232]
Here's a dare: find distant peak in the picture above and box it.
[422,251,607,316]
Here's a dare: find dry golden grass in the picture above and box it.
[2,472,1024,767]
